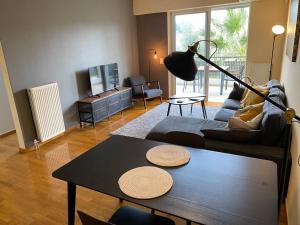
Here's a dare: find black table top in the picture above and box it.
[53,135,278,225]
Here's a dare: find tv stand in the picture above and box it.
[78,87,132,127]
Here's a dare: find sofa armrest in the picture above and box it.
[165,131,205,148]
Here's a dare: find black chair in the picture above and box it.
[129,76,163,109]
[78,206,175,225]
[220,65,245,95]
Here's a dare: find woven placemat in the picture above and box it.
[118,166,173,199]
[146,145,190,167]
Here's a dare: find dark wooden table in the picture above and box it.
[167,94,207,119]
[53,135,278,225]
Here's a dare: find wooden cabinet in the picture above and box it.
[77,87,132,127]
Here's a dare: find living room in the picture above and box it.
[0,0,299,225]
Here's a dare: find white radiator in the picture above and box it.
[28,83,65,142]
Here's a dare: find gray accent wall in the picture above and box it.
[0,0,139,148]
[0,72,14,135]
[136,13,168,97]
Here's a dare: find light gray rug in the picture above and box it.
[112,103,219,139]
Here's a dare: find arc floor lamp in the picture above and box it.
[164,40,300,213]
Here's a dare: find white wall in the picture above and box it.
[246,0,288,84]
[281,4,300,222]
[0,71,14,135]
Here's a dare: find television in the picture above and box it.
[88,63,120,96]
[89,66,104,96]
[100,63,120,91]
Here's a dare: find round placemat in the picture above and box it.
[118,166,173,199]
[146,145,190,167]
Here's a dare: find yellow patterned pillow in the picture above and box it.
[235,102,264,122]
[241,86,269,107]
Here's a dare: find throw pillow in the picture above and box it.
[228,113,263,130]
[228,82,245,100]
[235,102,264,121]
[241,85,269,107]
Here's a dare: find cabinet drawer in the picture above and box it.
[122,97,132,109]
[94,107,108,122]
[108,102,122,115]
[121,90,132,99]
[93,99,107,109]
[108,94,121,104]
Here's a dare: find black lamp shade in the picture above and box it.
[164,49,198,81]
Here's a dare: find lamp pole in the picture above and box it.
[269,25,285,80]
[269,34,277,80]
[148,49,157,82]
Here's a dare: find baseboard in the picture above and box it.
[19,123,80,153]
[0,130,16,138]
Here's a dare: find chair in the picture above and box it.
[77,206,175,225]
[220,65,245,95]
[129,76,163,109]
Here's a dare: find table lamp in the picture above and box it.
[269,25,285,80]
[164,40,299,209]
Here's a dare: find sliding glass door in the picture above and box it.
[174,11,208,95]
[171,5,249,102]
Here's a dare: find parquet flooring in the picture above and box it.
[0,100,287,225]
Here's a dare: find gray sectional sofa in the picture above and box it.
[146,80,289,175]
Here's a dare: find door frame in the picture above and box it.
[167,3,250,99]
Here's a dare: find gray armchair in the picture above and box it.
[129,75,163,109]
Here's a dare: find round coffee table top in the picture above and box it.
[167,97,205,105]
[169,93,206,99]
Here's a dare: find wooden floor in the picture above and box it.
[0,100,287,225]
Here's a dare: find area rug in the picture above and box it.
[111,103,219,139]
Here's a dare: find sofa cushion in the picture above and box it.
[202,128,262,143]
[146,116,227,148]
[267,80,284,91]
[268,87,286,103]
[144,89,162,98]
[204,139,284,163]
[228,82,245,100]
[223,99,242,110]
[214,108,236,122]
[260,96,286,145]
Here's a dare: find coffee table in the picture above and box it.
[167,96,207,118]
[53,135,278,225]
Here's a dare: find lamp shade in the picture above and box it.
[272,25,285,35]
[164,49,197,81]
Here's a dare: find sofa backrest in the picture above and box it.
[260,88,287,146]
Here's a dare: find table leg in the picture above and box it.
[179,105,183,116]
[167,103,171,116]
[201,101,207,119]
[68,182,76,225]
[191,104,193,114]
[220,72,224,95]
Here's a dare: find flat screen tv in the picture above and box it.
[88,63,119,96]
[89,66,104,96]
[100,63,120,91]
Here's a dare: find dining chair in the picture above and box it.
[78,206,175,225]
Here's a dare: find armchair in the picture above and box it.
[129,76,163,109]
